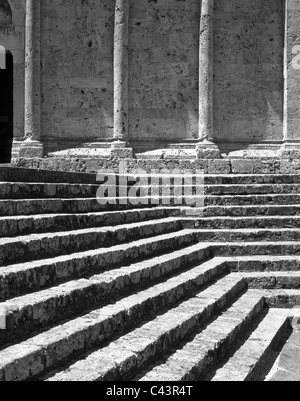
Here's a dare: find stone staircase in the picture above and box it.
[0,166,299,382]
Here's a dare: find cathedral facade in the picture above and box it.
[0,0,299,163]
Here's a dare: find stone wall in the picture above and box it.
[41,0,115,152]
[214,0,284,147]
[13,0,288,155]
[128,0,200,150]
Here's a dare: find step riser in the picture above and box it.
[196,231,300,242]
[2,195,300,217]
[226,260,300,273]
[205,185,300,196]
[205,195,300,206]
[202,206,300,217]
[0,209,173,237]
[0,183,99,199]
[3,183,300,200]
[0,199,165,217]
[6,214,300,238]
[0,220,183,266]
[265,295,300,308]
[0,167,98,185]
[0,265,232,381]
[184,219,300,230]
[245,277,300,290]
[204,176,300,185]
[212,244,300,257]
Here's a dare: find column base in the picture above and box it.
[281,143,300,159]
[16,139,44,159]
[111,140,134,158]
[196,141,221,159]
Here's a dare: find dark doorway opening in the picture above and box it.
[0,51,13,163]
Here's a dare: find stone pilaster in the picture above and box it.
[19,0,43,158]
[197,0,220,159]
[281,0,300,158]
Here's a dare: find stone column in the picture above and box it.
[197,0,220,159]
[113,0,129,148]
[19,0,43,158]
[282,0,300,158]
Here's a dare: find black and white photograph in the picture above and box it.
[0,0,299,385]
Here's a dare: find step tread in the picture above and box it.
[44,275,245,382]
[137,291,265,381]
[210,309,290,381]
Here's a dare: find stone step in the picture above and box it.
[0,250,222,347]
[3,167,300,185]
[2,182,300,201]
[11,157,300,176]
[204,175,300,185]
[0,230,196,299]
[205,194,300,206]
[0,208,175,237]
[184,216,300,230]
[0,198,166,217]
[209,309,290,382]
[220,255,300,272]
[2,194,300,218]
[0,167,98,185]
[195,228,300,243]
[200,205,300,217]
[0,261,236,381]
[0,217,183,266]
[237,272,300,289]
[0,182,100,199]
[44,275,245,382]
[88,174,300,186]
[103,193,300,208]
[136,291,265,381]
[7,211,300,240]
[99,183,300,198]
[209,241,300,256]
[255,289,300,308]
[205,184,300,196]
[0,239,210,302]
